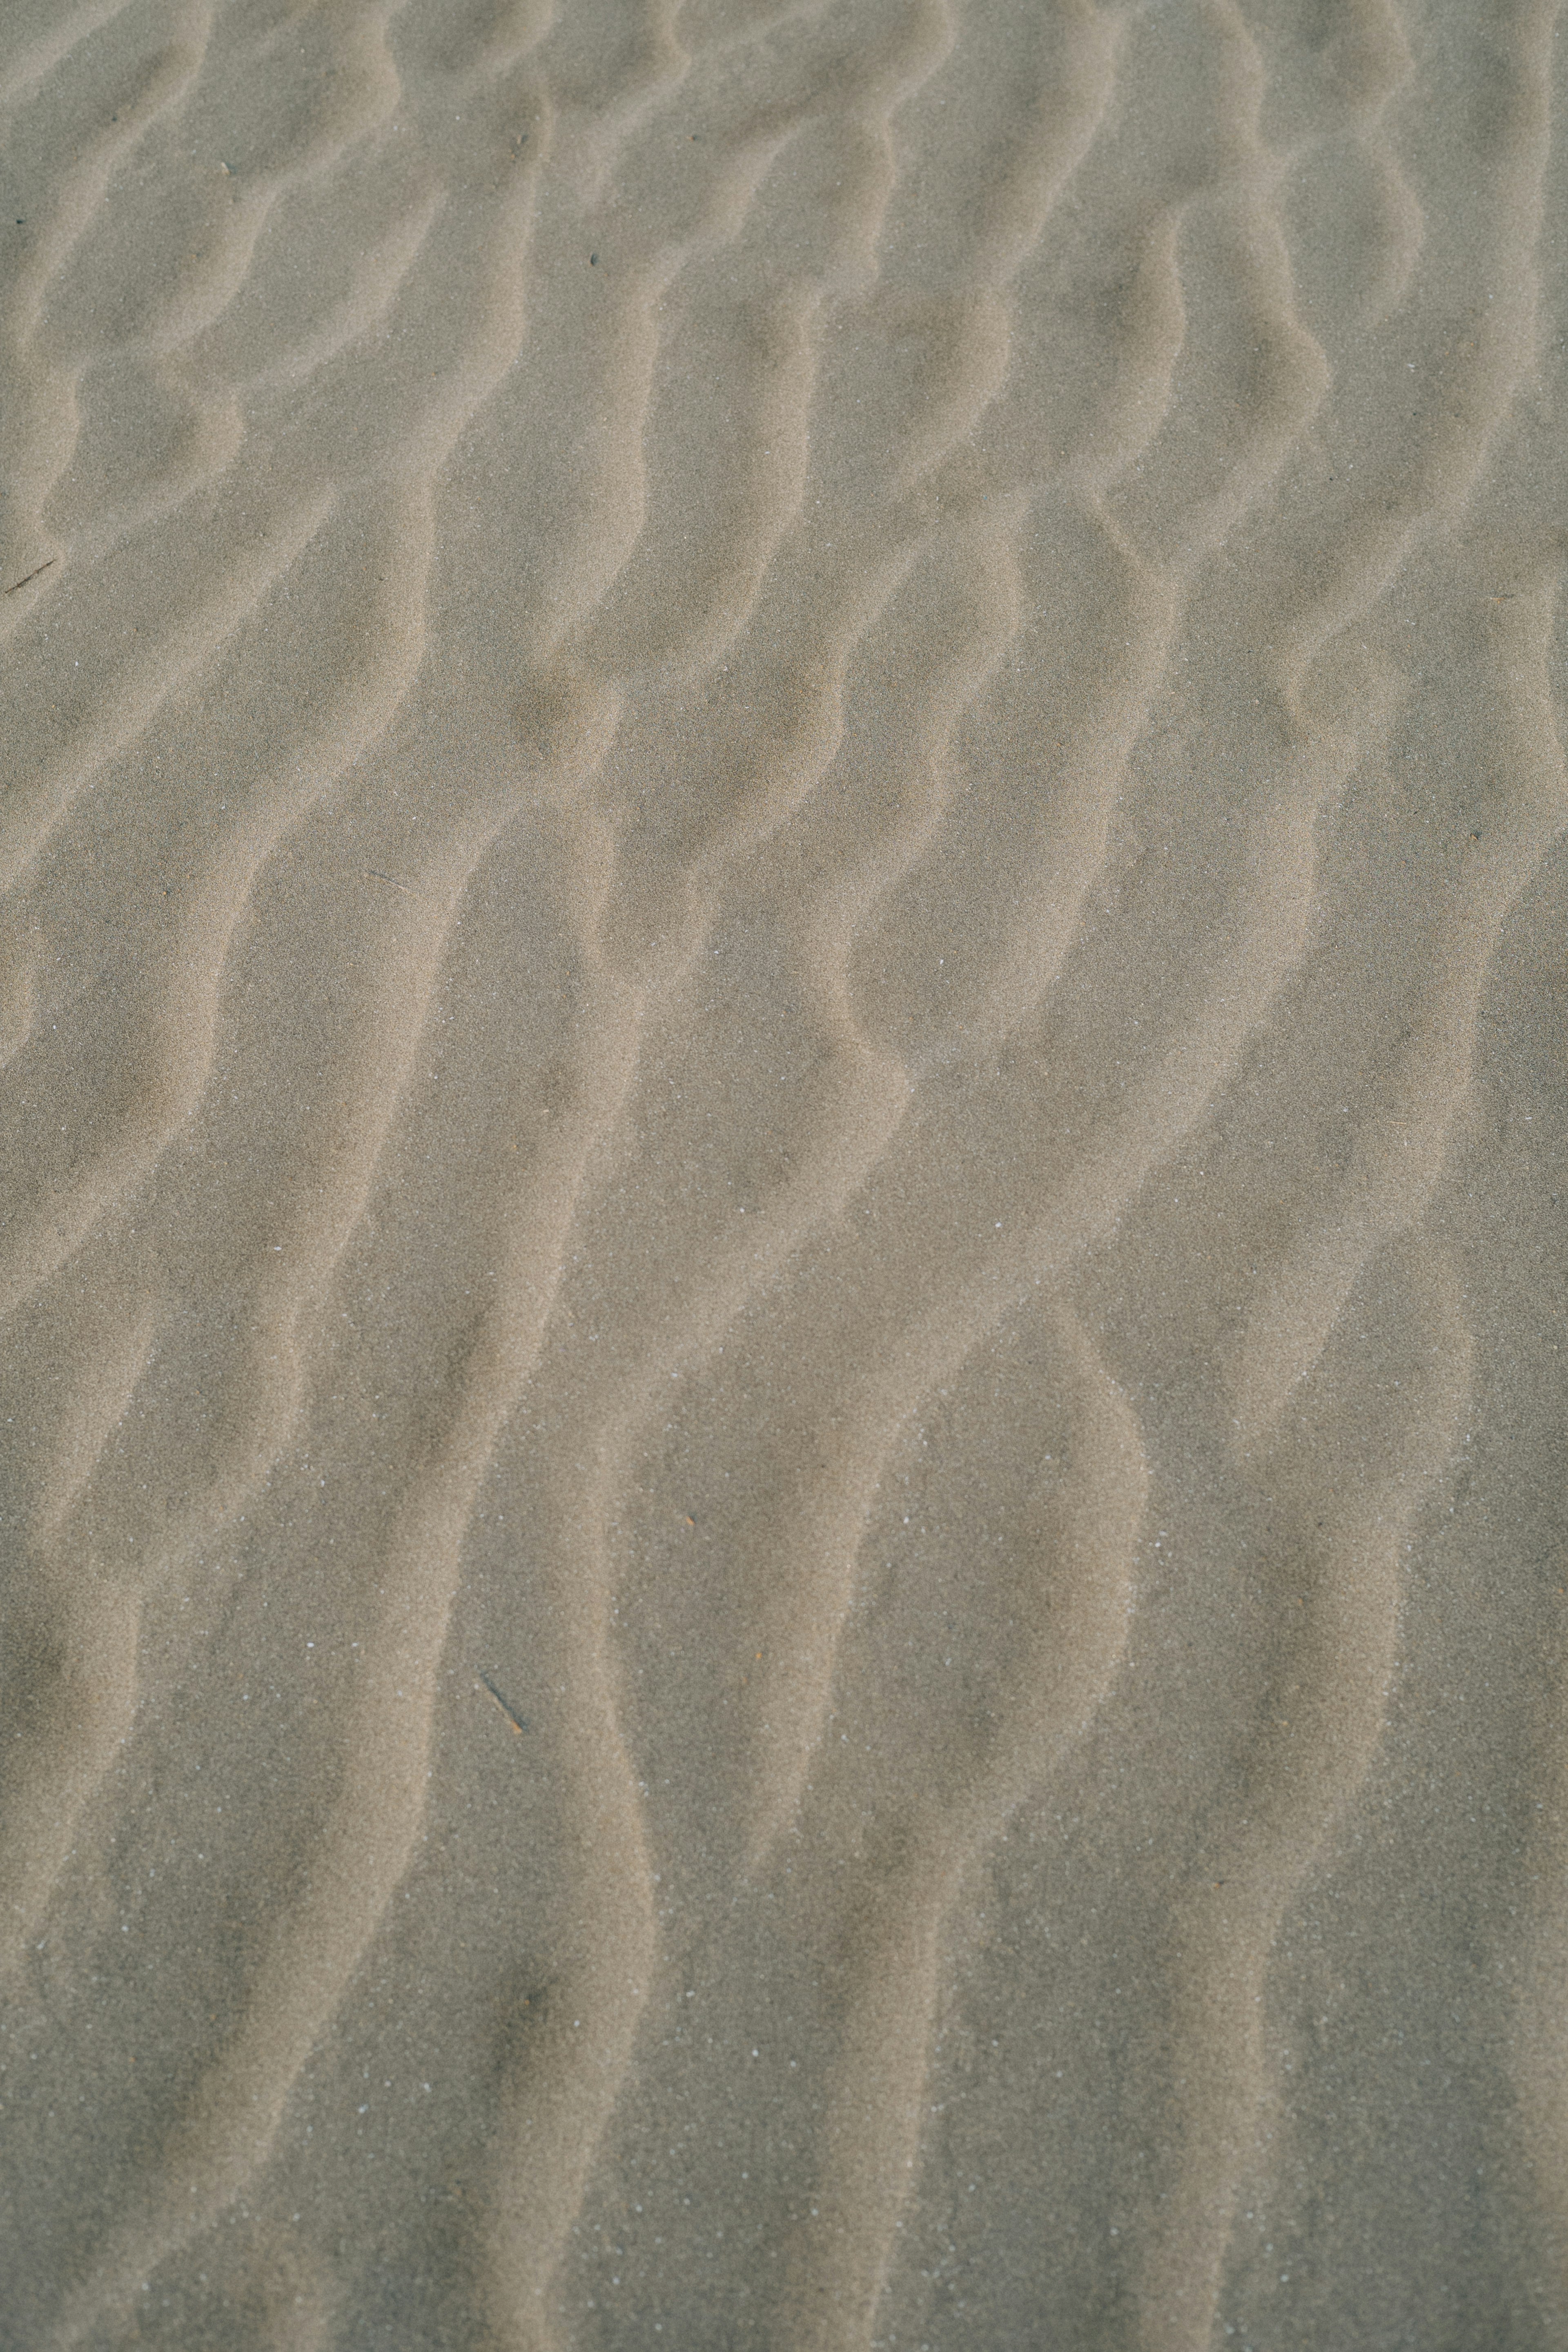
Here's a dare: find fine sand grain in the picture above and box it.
[2,1,1566,2345]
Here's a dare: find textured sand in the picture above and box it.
[2,0,1566,2345]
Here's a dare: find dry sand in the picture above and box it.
[2,0,1566,2344]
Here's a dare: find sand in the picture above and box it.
[1,0,1565,2343]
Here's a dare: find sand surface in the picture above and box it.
[2,0,1566,2344]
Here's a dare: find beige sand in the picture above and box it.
[2,0,1566,2343]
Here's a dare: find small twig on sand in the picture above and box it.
[478,1672,528,1735]
[4,557,56,594]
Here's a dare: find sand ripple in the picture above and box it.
[1,0,1565,2343]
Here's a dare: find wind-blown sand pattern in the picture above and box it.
[1,0,1565,2343]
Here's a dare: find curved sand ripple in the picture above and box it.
[1,0,1566,2345]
